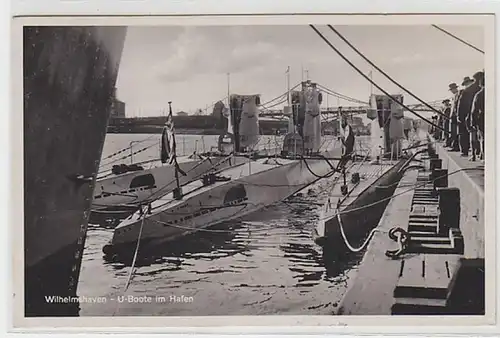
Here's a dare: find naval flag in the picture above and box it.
[161,102,186,176]
[160,110,171,164]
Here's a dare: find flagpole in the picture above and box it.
[168,101,182,199]
[286,66,291,105]
[286,66,294,135]
[227,72,236,152]
[227,72,230,105]
[369,70,373,96]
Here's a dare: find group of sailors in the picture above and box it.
[431,70,485,162]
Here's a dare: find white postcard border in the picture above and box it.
[7,8,499,336]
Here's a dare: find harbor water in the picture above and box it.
[78,133,366,316]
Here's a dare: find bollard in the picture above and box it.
[173,187,183,200]
[429,168,448,189]
[430,158,442,171]
[427,144,437,158]
[433,168,448,189]
[450,228,465,254]
[209,173,217,184]
[351,172,360,184]
[437,187,460,234]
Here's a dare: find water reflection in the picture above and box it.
[103,220,250,267]
[80,173,368,315]
[101,190,362,290]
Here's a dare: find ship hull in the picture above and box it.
[90,155,247,225]
[23,26,127,316]
[103,149,342,255]
[313,158,409,254]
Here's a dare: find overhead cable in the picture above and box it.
[260,83,301,107]
[309,25,449,134]
[431,24,484,54]
[327,25,450,120]
[317,84,369,105]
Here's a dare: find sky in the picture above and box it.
[115,25,484,117]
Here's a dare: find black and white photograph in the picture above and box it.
[13,13,495,330]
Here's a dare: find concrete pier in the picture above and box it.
[337,136,485,315]
[434,142,484,260]
[337,167,419,315]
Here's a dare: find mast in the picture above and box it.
[168,101,182,199]
[227,72,237,152]
[286,66,294,134]
[287,66,291,106]
[338,106,343,140]
[227,72,230,105]
[369,70,373,96]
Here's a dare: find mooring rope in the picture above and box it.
[113,208,147,316]
[335,208,384,253]
[91,156,235,211]
[318,166,483,224]
[142,152,236,204]
[148,205,248,233]
[99,142,158,169]
[101,134,158,162]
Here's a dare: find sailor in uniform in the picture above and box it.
[448,82,461,151]
[338,114,355,168]
[403,117,413,140]
[469,71,485,161]
[442,99,452,147]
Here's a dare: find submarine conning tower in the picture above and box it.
[367,93,405,159]
[282,80,323,156]
[233,94,261,152]
[216,94,261,154]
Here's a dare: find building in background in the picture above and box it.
[110,87,126,118]
[349,115,369,135]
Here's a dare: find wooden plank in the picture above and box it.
[394,254,460,299]
[408,223,438,233]
[407,244,458,255]
[393,297,447,307]
[408,219,439,225]
[409,215,439,220]
[391,303,448,315]
[409,236,450,244]
[424,254,461,293]
[413,198,437,202]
